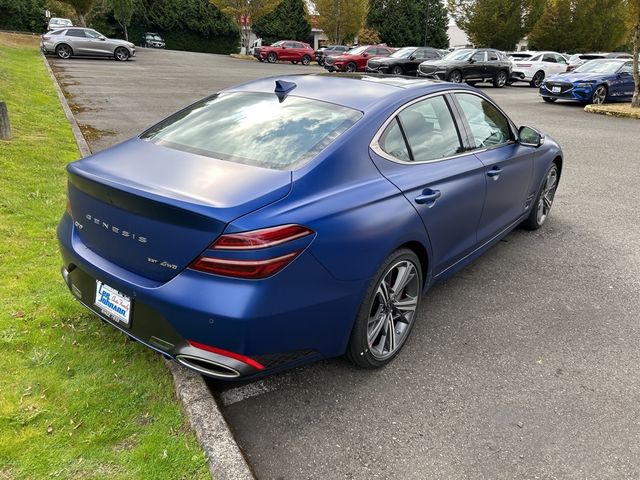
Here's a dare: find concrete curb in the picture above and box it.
[44,53,255,480]
[42,54,92,158]
[166,361,256,480]
[584,103,640,119]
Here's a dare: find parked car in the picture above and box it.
[540,58,636,104]
[41,27,136,61]
[315,45,349,66]
[324,45,395,72]
[47,17,72,32]
[509,51,569,87]
[249,38,263,56]
[365,46,442,75]
[58,74,563,380]
[142,32,165,48]
[418,48,513,87]
[253,40,315,65]
[566,52,632,72]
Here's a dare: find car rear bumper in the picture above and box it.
[57,213,365,380]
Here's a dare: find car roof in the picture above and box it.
[223,74,464,111]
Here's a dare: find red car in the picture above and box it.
[324,45,395,73]
[254,40,315,65]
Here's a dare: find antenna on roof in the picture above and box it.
[274,80,296,102]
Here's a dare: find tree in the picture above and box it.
[367,0,449,48]
[0,0,46,32]
[109,0,136,41]
[357,26,381,45]
[314,0,367,44]
[448,0,544,51]
[528,0,574,51]
[59,0,97,26]
[210,0,282,51]
[252,0,311,44]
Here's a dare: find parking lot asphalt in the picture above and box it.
[50,49,640,479]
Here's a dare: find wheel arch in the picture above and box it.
[397,240,430,289]
[55,42,73,54]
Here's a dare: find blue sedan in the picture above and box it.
[540,58,636,104]
[58,75,563,380]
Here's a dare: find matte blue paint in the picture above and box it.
[58,74,563,379]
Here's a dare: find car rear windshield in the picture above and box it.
[140,92,362,170]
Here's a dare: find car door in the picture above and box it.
[64,28,90,54]
[485,50,501,78]
[84,29,111,56]
[550,53,568,75]
[612,62,635,98]
[369,93,486,275]
[465,51,486,79]
[452,92,535,244]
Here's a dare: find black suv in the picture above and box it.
[366,46,442,75]
[418,48,512,87]
[315,45,349,66]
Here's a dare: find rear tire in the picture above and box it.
[345,62,357,73]
[114,47,130,61]
[301,55,311,66]
[447,70,462,83]
[267,52,277,63]
[591,85,607,104]
[346,248,423,369]
[390,65,403,75]
[530,70,545,88]
[493,70,508,88]
[55,44,72,59]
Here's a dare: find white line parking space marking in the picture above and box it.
[218,380,278,406]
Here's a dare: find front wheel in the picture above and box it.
[493,70,508,88]
[447,70,462,83]
[346,249,422,369]
[345,62,358,73]
[114,47,130,61]
[267,52,277,63]
[523,164,559,230]
[301,55,311,66]
[390,65,403,75]
[591,85,607,104]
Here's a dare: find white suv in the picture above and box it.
[509,51,569,88]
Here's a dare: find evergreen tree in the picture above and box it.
[449,0,544,50]
[252,0,311,44]
[0,0,46,32]
[366,0,449,48]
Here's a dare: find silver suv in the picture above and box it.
[41,28,136,61]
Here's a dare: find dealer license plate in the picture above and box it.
[94,281,131,327]
[552,86,561,93]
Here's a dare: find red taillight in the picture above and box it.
[190,251,300,279]
[188,340,265,370]
[212,224,313,250]
[190,224,313,279]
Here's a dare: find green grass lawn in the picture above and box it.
[0,33,209,480]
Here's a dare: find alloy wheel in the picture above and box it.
[56,45,71,59]
[495,71,507,88]
[366,260,419,360]
[532,71,545,88]
[346,62,357,73]
[391,65,403,75]
[592,86,607,104]
[267,52,277,63]
[448,71,462,83]
[115,48,129,61]
[536,166,558,226]
[301,55,310,66]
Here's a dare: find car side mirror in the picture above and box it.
[518,126,543,148]
[362,52,369,57]
[468,58,475,63]
[98,35,106,40]
[409,55,416,60]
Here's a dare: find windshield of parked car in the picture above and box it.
[50,18,72,26]
[147,34,162,40]
[444,49,473,61]
[84,29,104,39]
[390,47,417,59]
[574,60,625,74]
[347,46,367,55]
[141,92,363,170]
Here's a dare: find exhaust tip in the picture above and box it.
[176,354,241,379]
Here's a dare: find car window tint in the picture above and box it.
[472,51,486,62]
[66,29,86,37]
[85,29,101,38]
[543,54,557,63]
[379,119,410,162]
[555,54,567,64]
[365,48,376,55]
[487,51,498,61]
[529,54,541,62]
[619,62,633,74]
[141,92,362,170]
[398,96,463,162]
[294,42,304,48]
[455,93,512,149]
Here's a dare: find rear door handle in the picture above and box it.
[415,189,441,205]
[487,166,503,179]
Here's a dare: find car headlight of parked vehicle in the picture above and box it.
[575,82,595,88]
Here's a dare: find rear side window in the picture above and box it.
[379,119,410,162]
[66,29,86,37]
[455,93,512,149]
[141,92,362,170]
[543,54,557,63]
[398,96,463,161]
[488,51,498,61]
[472,51,486,62]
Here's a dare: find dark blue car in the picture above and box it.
[540,58,636,104]
[58,75,563,380]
